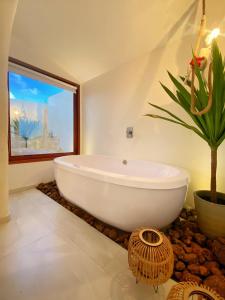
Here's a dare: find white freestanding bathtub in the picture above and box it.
[54,155,189,232]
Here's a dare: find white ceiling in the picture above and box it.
[10,0,225,83]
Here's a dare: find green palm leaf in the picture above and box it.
[148,102,187,124]
[146,41,225,203]
[145,114,208,141]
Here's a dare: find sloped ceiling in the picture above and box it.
[10,0,225,83]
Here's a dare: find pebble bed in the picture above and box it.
[37,181,225,298]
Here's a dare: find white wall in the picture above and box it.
[83,35,225,206]
[9,161,54,191]
[0,0,18,219]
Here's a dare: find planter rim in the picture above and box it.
[194,190,225,208]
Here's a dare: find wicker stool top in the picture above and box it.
[167,282,224,300]
[139,228,163,247]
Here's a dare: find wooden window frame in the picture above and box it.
[8,57,80,164]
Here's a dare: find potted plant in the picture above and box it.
[146,41,225,238]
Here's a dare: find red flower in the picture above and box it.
[190,56,205,67]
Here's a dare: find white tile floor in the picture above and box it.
[0,189,175,300]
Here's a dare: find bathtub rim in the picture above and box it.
[54,155,189,190]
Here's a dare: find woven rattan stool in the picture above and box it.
[167,281,224,300]
[128,228,174,292]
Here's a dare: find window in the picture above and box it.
[8,58,80,164]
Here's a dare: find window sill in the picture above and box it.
[9,152,78,164]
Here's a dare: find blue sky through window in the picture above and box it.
[9,71,63,103]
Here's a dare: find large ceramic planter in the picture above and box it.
[194,190,225,238]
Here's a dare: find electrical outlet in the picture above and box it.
[126,127,133,138]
